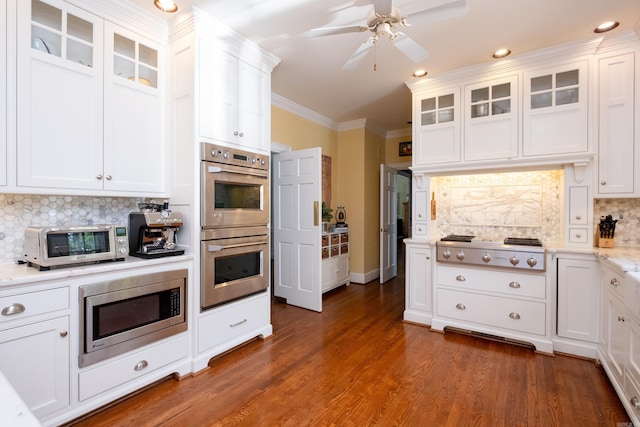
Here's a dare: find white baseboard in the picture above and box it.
[349,269,380,284]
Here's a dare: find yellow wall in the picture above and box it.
[272,105,399,281]
[385,134,412,165]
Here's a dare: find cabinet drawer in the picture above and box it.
[602,265,626,301]
[436,288,546,335]
[79,334,188,401]
[340,233,349,243]
[198,293,268,353]
[568,228,588,243]
[331,234,340,245]
[437,266,545,298]
[0,287,69,325]
[331,246,339,257]
[340,244,349,254]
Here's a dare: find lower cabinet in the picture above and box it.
[403,241,433,325]
[555,256,600,357]
[79,334,189,401]
[321,231,350,293]
[0,316,70,418]
[598,264,640,425]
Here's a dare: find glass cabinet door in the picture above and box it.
[30,0,94,67]
[112,32,158,88]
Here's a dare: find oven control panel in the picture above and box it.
[436,242,545,271]
[200,142,268,171]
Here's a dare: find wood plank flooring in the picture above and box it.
[68,255,630,426]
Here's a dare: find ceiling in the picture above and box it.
[128,0,640,134]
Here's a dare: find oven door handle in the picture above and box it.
[208,242,267,252]
[207,165,267,179]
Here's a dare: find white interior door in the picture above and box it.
[273,148,322,312]
[380,164,398,283]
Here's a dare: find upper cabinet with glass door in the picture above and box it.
[412,87,461,166]
[464,76,518,161]
[523,61,588,157]
[111,31,158,89]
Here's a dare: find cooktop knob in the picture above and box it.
[481,252,491,263]
[223,151,229,159]
[456,251,465,261]
[442,249,451,259]
[509,255,520,266]
[527,257,538,267]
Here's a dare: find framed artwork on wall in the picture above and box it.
[399,141,412,157]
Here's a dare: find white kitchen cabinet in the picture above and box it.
[198,39,270,153]
[412,87,461,166]
[597,52,635,195]
[322,231,350,293]
[15,0,165,195]
[16,0,104,191]
[412,176,430,237]
[0,0,7,187]
[464,75,518,161]
[403,242,433,325]
[523,61,588,157]
[431,263,553,353]
[103,23,164,193]
[0,285,70,419]
[556,256,599,343]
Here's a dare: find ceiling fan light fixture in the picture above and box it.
[377,22,392,37]
[491,48,511,59]
[154,0,178,13]
[413,69,428,78]
[594,21,620,33]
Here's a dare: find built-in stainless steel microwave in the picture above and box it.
[23,225,129,270]
[79,269,188,367]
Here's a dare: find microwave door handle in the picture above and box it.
[207,166,267,179]
[208,242,267,252]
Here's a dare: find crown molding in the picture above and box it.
[387,128,412,139]
[271,94,339,130]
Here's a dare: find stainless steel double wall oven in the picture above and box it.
[200,143,270,310]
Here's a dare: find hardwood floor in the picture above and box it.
[68,255,630,427]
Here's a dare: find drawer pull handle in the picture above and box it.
[455,303,466,310]
[1,303,26,316]
[509,312,521,320]
[610,278,619,287]
[618,316,626,322]
[456,275,466,282]
[509,281,521,289]
[631,396,640,409]
[230,319,248,327]
[134,360,148,371]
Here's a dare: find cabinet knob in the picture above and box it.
[610,278,620,287]
[509,312,521,320]
[1,303,26,316]
[134,360,149,371]
[234,131,239,136]
[631,396,640,409]
[618,316,626,322]
[96,174,103,180]
[106,175,112,181]
[576,215,582,220]
[575,233,582,238]
[455,303,466,310]
[239,132,244,137]
[60,331,68,338]
[601,180,607,186]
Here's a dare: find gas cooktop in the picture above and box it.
[440,235,542,247]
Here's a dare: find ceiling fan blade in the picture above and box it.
[343,41,375,70]
[394,34,429,63]
[406,0,468,22]
[308,25,367,38]
[373,0,394,15]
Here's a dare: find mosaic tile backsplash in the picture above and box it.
[595,198,640,247]
[432,170,562,242]
[0,194,143,263]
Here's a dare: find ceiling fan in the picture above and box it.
[309,0,468,70]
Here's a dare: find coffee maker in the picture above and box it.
[129,201,185,258]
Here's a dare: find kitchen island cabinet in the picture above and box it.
[14,0,166,196]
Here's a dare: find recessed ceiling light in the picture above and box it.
[154,0,178,13]
[413,69,427,78]
[492,48,511,59]
[594,21,620,33]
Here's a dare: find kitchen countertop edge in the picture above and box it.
[0,254,194,288]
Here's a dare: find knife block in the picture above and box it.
[595,225,615,248]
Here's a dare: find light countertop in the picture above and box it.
[0,254,194,288]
